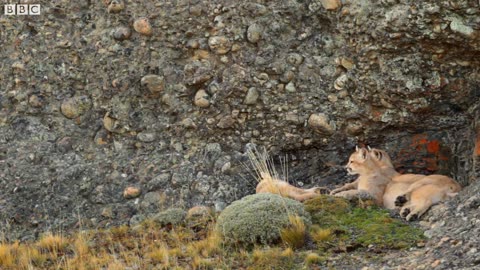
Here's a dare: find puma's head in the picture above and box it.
[368,147,394,169]
[447,180,462,193]
[345,146,376,175]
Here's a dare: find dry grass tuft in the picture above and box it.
[0,243,15,267]
[145,243,169,265]
[280,215,307,249]
[304,252,324,265]
[36,232,68,253]
[281,247,294,257]
[311,227,333,243]
[246,145,283,183]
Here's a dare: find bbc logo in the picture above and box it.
[4,4,41,15]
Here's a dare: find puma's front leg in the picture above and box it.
[330,180,358,195]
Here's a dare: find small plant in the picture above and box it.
[145,243,169,265]
[187,231,222,257]
[304,252,324,266]
[152,208,187,227]
[281,247,294,257]
[0,243,15,267]
[72,232,90,258]
[216,193,311,246]
[251,247,296,270]
[311,227,332,243]
[280,215,307,249]
[19,245,46,267]
[37,232,68,253]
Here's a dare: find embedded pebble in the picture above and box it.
[29,95,44,108]
[60,96,92,119]
[186,39,200,49]
[194,89,210,108]
[244,87,259,105]
[133,17,153,36]
[181,118,197,129]
[334,74,348,90]
[328,94,338,103]
[450,18,474,37]
[107,0,125,13]
[247,23,262,43]
[101,207,114,218]
[137,132,156,143]
[94,129,111,145]
[189,5,202,16]
[319,0,341,10]
[280,70,295,83]
[340,58,354,69]
[285,81,296,92]
[123,187,141,199]
[186,206,212,220]
[141,74,165,93]
[217,115,235,129]
[208,36,231,54]
[184,60,213,85]
[113,26,132,41]
[287,53,303,66]
[308,113,336,134]
[103,113,117,132]
[12,62,25,70]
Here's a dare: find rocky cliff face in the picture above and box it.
[0,0,479,241]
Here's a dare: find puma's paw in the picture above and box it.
[406,213,418,221]
[313,187,329,194]
[395,195,408,207]
[400,208,410,218]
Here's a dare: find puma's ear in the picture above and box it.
[360,148,368,160]
[367,145,372,151]
[355,145,359,152]
[372,149,383,160]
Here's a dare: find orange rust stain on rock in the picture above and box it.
[427,140,440,154]
[475,132,480,156]
[424,157,438,172]
[439,154,449,161]
[371,110,383,120]
[412,134,428,146]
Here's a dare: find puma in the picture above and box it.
[256,172,324,202]
[369,148,462,221]
[330,147,390,206]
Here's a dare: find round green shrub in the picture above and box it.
[216,193,311,245]
[152,208,186,227]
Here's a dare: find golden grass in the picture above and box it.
[145,243,169,265]
[311,227,333,243]
[304,252,323,265]
[36,232,68,253]
[0,203,423,270]
[246,146,283,183]
[281,247,294,257]
[189,231,222,257]
[0,243,15,267]
[280,215,307,249]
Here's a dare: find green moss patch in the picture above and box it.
[304,195,424,250]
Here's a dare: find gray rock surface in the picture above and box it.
[0,1,479,267]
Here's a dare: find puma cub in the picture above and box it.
[256,172,323,202]
[368,148,425,210]
[369,148,462,221]
[330,147,390,206]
